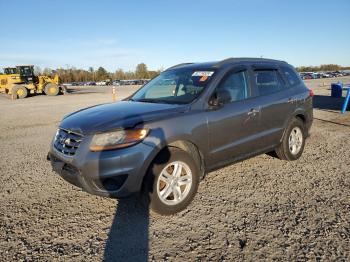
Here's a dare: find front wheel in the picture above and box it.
[144,147,200,215]
[44,83,59,96]
[275,118,306,161]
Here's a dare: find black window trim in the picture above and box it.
[251,63,279,71]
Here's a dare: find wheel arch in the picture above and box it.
[142,139,206,188]
[295,113,306,123]
[167,140,206,180]
[280,110,307,143]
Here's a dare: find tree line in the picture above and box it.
[296,64,350,72]
[34,63,162,83]
[3,62,349,80]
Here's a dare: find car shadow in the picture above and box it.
[101,126,169,261]
[104,194,150,261]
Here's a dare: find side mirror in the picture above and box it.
[209,89,231,107]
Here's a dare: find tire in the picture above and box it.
[44,83,59,96]
[12,85,28,99]
[60,85,68,94]
[144,147,200,215]
[275,118,306,161]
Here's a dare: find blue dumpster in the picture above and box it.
[331,82,343,98]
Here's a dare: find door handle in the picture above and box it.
[247,108,260,116]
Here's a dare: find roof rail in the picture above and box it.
[213,58,236,67]
[166,63,194,71]
[214,57,286,67]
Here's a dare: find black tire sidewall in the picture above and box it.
[145,147,200,215]
[283,118,306,161]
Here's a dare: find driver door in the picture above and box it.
[206,68,262,168]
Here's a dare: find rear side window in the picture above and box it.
[255,70,285,96]
[281,66,301,86]
[218,71,249,102]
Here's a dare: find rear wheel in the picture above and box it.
[144,147,200,215]
[275,118,305,161]
[12,85,28,99]
[44,83,59,96]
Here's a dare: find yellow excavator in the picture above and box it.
[0,65,66,99]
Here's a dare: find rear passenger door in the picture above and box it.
[252,67,297,148]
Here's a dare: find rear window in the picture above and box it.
[255,70,285,96]
[281,66,301,86]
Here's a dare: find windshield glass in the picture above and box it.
[131,68,215,104]
[4,68,17,74]
[19,66,34,76]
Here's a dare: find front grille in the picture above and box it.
[54,128,83,156]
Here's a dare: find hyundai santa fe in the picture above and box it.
[48,58,313,215]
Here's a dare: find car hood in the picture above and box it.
[60,101,188,135]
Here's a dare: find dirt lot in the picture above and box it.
[0,78,349,261]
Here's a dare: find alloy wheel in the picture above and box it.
[156,161,193,206]
[288,127,303,155]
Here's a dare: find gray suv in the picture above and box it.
[48,58,313,215]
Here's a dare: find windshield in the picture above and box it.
[131,68,215,104]
[18,66,34,77]
[4,68,17,74]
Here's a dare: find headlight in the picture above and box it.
[89,128,149,151]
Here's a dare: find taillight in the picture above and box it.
[308,89,314,97]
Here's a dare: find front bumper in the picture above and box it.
[48,139,156,198]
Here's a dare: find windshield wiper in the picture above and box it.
[136,98,174,104]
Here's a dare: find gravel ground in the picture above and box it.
[0,79,349,261]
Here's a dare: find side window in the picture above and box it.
[218,71,249,103]
[281,66,301,86]
[255,70,285,96]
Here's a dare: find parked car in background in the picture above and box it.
[300,73,313,80]
[96,81,107,86]
[299,71,347,80]
[112,80,121,86]
[120,80,137,85]
[84,82,96,86]
[116,79,150,86]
